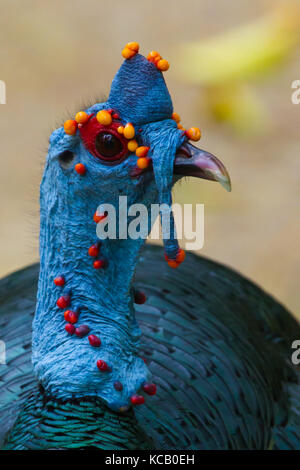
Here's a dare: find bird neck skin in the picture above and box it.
[32,172,152,412]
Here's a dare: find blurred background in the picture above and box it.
[0,0,299,316]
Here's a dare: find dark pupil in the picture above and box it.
[95,132,122,158]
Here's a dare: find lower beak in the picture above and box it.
[174,142,231,192]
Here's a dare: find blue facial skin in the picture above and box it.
[32,54,186,411]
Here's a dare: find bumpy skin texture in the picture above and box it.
[108,54,173,125]
[33,124,154,409]
[33,120,183,411]
[32,52,185,411]
[1,246,300,449]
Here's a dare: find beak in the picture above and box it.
[174,142,231,192]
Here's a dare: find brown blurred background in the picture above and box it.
[0,0,299,316]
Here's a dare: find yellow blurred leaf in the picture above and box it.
[177,5,300,85]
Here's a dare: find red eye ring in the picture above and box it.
[79,116,129,165]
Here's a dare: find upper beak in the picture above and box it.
[174,142,231,192]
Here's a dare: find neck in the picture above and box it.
[32,176,150,411]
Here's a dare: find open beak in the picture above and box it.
[174,142,231,192]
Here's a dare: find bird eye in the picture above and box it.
[79,117,128,165]
[95,132,123,158]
